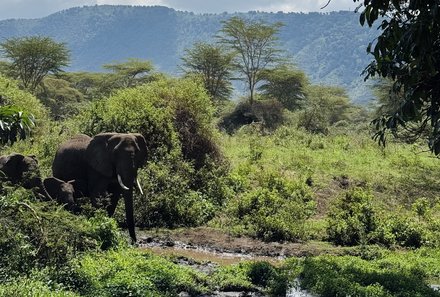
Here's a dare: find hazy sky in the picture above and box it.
[0,0,358,20]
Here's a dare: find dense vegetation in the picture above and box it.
[1,7,440,296]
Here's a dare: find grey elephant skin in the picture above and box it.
[52,133,148,242]
[0,153,52,200]
[43,177,81,213]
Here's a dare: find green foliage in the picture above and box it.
[224,171,315,241]
[78,76,218,165]
[219,99,285,134]
[298,85,355,134]
[0,74,49,132]
[134,159,217,228]
[0,36,70,92]
[219,16,284,104]
[68,249,207,296]
[0,189,124,281]
[0,278,79,297]
[181,42,234,102]
[327,188,377,246]
[259,65,309,111]
[300,254,439,297]
[0,105,35,145]
[357,0,440,154]
[37,77,84,120]
[210,261,288,295]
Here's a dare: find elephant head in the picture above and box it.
[0,153,52,200]
[43,177,80,213]
[86,133,148,242]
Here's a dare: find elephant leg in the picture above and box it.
[88,173,110,208]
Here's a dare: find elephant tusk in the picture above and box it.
[136,178,144,195]
[117,174,130,191]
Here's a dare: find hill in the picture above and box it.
[0,5,379,103]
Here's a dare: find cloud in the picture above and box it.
[0,0,94,20]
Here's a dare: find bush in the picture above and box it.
[327,188,378,246]
[0,189,124,281]
[78,76,220,166]
[0,278,78,297]
[218,99,285,134]
[0,74,49,140]
[210,261,286,295]
[301,255,438,297]
[67,249,207,296]
[298,85,353,134]
[225,172,316,241]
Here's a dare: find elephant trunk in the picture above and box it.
[123,188,136,243]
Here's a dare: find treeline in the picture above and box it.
[0,5,378,102]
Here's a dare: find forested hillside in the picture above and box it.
[0,5,378,103]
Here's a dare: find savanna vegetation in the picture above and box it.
[1,2,440,296]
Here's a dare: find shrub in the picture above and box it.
[327,188,378,246]
[130,155,234,228]
[0,278,78,297]
[210,261,290,296]
[68,249,207,296]
[225,172,316,241]
[0,74,49,139]
[0,189,124,281]
[78,76,220,166]
[218,99,285,134]
[301,255,438,297]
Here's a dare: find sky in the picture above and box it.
[0,0,358,20]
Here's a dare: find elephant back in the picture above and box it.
[52,134,91,182]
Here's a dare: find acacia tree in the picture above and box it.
[0,36,70,93]
[181,42,234,102]
[219,16,284,105]
[102,58,156,89]
[349,1,440,153]
[258,65,309,111]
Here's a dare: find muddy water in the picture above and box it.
[141,240,282,266]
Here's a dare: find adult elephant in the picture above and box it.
[0,153,52,200]
[52,133,147,243]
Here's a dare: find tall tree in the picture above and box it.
[0,36,70,93]
[181,42,234,102]
[259,65,309,111]
[350,1,440,153]
[219,16,284,105]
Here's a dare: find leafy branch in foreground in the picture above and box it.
[352,1,440,153]
[0,105,35,145]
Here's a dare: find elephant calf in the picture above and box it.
[43,177,81,213]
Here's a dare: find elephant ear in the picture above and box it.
[86,133,115,177]
[134,133,148,167]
